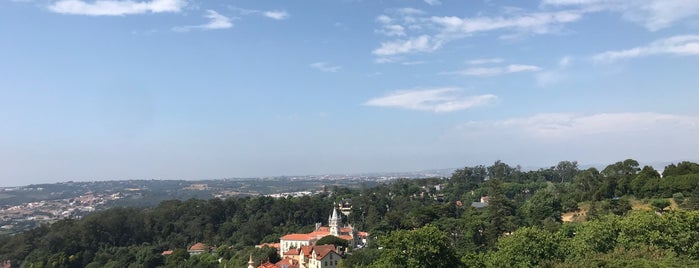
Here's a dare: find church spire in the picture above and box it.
[332,204,339,220]
[329,203,340,236]
[247,254,254,268]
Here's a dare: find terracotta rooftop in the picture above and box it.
[280,233,313,240]
[300,245,313,257]
[339,235,353,241]
[275,259,299,268]
[284,248,299,255]
[189,242,207,251]
[307,229,331,237]
[258,260,277,268]
[312,244,338,260]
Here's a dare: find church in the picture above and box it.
[253,205,367,268]
[278,206,367,256]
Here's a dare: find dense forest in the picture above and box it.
[3,159,699,267]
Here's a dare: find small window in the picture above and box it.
[325,261,328,266]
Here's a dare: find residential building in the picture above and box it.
[187,242,208,255]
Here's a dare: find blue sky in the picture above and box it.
[1,0,699,185]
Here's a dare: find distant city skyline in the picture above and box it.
[2,0,699,185]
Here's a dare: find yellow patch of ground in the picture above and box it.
[630,198,652,211]
[561,203,590,222]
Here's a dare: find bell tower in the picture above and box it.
[329,204,340,236]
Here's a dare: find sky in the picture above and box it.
[1,0,699,185]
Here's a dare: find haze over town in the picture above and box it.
[2,0,699,185]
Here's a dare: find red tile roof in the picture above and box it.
[311,244,338,260]
[307,229,330,237]
[275,259,299,268]
[189,242,207,251]
[280,233,313,241]
[300,245,313,257]
[284,248,299,256]
[257,260,277,268]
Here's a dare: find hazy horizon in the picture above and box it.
[2,0,698,186]
[3,159,697,188]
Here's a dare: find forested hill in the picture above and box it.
[3,160,699,267]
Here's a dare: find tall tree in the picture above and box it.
[555,161,579,183]
[484,179,517,247]
[522,188,562,226]
[370,225,463,268]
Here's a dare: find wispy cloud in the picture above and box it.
[424,0,441,6]
[396,7,425,16]
[593,35,699,62]
[372,9,582,58]
[310,62,342,72]
[264,10,289,20]
[364,87,497,112]
[541,0,699,31]
[468,58,504,65]
[431,10,582,37]
[402,61,427,65]
[376,24,406,37]
[229,6,290,20]
[448,64,542,76]
[373,35,442,56]
[173,10,233,32]
[48,0,185,16]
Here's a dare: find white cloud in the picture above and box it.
[310,62,342,72]
[593,35,699,62]
[264,10,289,20]
[364,87,497,112]
[229,6,290,20]
[431,10,582,37]
[542,0,699,31]
[173,10,233,32]
[373,35,442,56]
[201,10,233,29]
[374,10,425,37]
[396,7,425,16]
[376,14,393,24]
[424,0,441,6]
[48,0,184,16]
[374,57,396,64]
[372,9,583,58]
[376,24,406,37]
[449,64,542,76]
[468,58,504,65]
